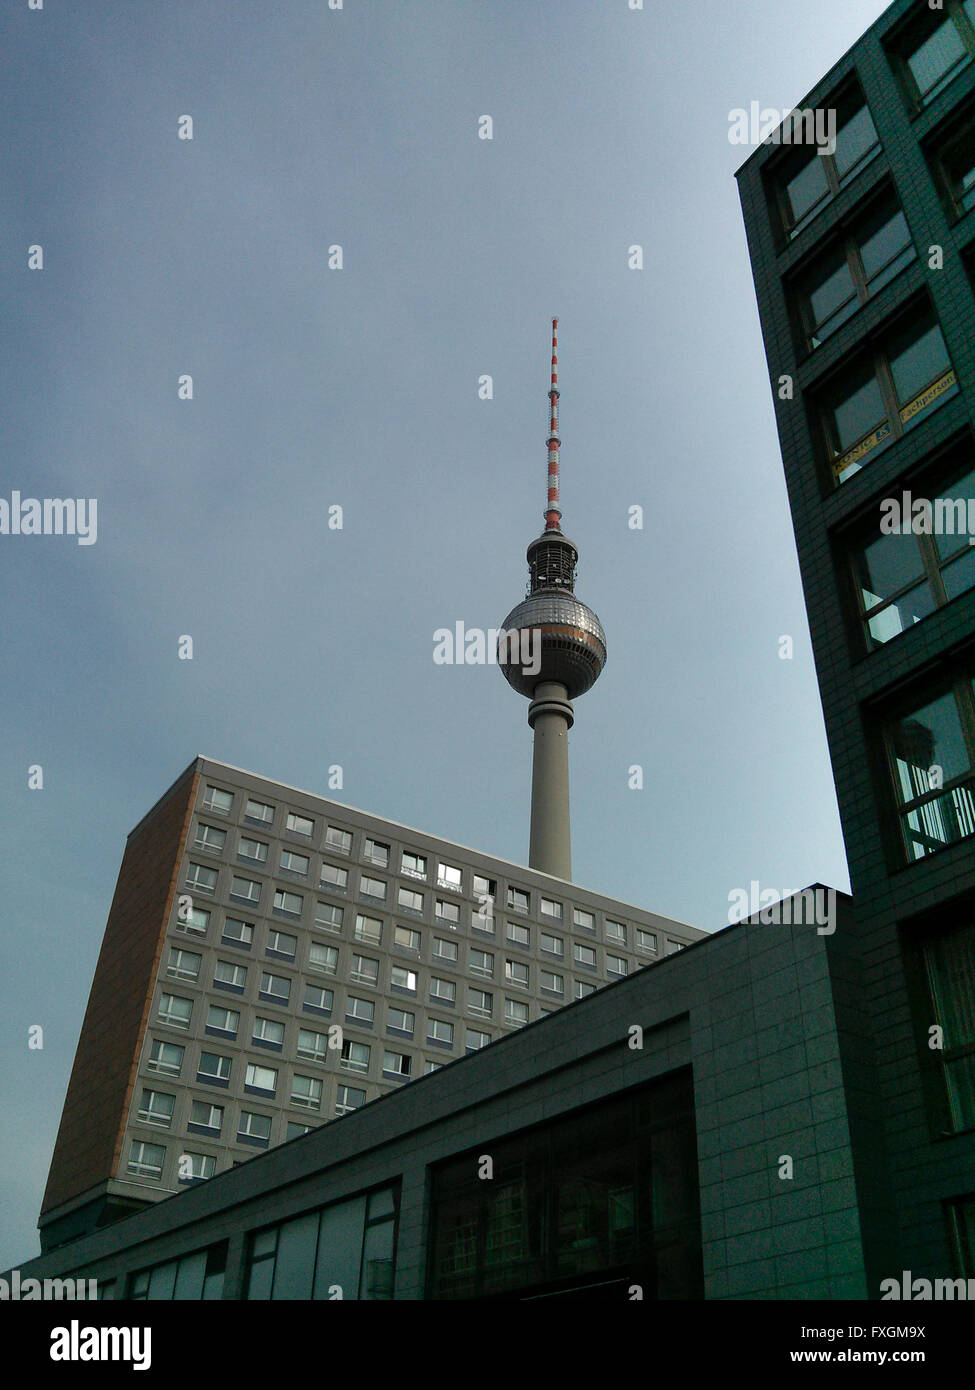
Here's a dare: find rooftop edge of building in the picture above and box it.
[733,0,917,179]
[129,753,710,940]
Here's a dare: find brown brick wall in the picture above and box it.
[40,763,200,1216]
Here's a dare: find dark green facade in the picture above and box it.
[736,0,975,1292]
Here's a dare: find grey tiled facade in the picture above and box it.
[40,755,705,1249]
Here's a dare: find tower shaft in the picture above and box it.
[528,681,574,879]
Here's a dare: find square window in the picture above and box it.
[540,970,564,995]
[238,1111,272,1145]
[401,850,427,879]
[468,988,493,1017]
[360,875,387,901]
[238,837,269,864]
[314,901,343,932]
[189,1100,223,1134]
[336,1084,366,1114]
[198,1051,232,1085]
[147,1040,184,1076]
[346,995,375,1024]
[505,959,529,987]
[280,849,309,876]
[166,947,201,981]
[202,786,233,815]
[437,862,463,892]
[398,887,424,913]
[433,938,459,963]
[245,1063,277,1095]
[303,983,334,1013]
[387,1006,415,1034]
[364,838,390,866]
[267,928,297,959]
[273,889,303,916]
[394,925,420,952]
[606,954,628,977]
[179,1152,216,1183]
[177,903,210,935]
[341,1040,371,1073]
[504,998,530,1026]
[573,944,596,968]
[245,798,274,825]
[206,1004,239,1037]
[297,1028,329,1062]
[252,1016,285,1048]
[466,1027,491,1051]
[214,959,247,991]
[427,1018,454,1046]
[382,1050,411,1078]
[222,916,254,948]
[157,993,192,1029]
[507,886,529,913]
[137,1089,174,1127]
[390,965,417,992]
[127,1140,165,1180]
[436,898,460,923]
[259,971,291,1004]
[355,914,383,945]
[636,929,658,954]
[230,875,261,905]
[540,932,564,957]
[325,826,352,854]
[506,922,530,947]
[573,908,595,932]
[321,862,349,891]
[430,976,456,1003]
[470,948,494,978]
[286,812,314,837]
[290,1075,323,1110]
[350,954,380,985]
[194,823,227,854]
[540,897,562,919]
[186,863,218,896]
[309,942,339,975]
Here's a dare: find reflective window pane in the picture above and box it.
[891,691,970,805]
[832,375,886,452]
[857,531,926,606]
[933,471,975,560]
[942,546,975,601]
[889,324,951,405]
[786,155,829,226]
[834,105,879,179]
[859,211,912,286]
[907,21,968,101]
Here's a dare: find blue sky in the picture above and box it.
[0,0,892,1269]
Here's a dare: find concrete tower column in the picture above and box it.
[527,681,574,879]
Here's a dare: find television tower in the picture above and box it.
[498,319,607,880]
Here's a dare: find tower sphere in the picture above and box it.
[499,587,607,700]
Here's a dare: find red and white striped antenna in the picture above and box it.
[544,316,562,533]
